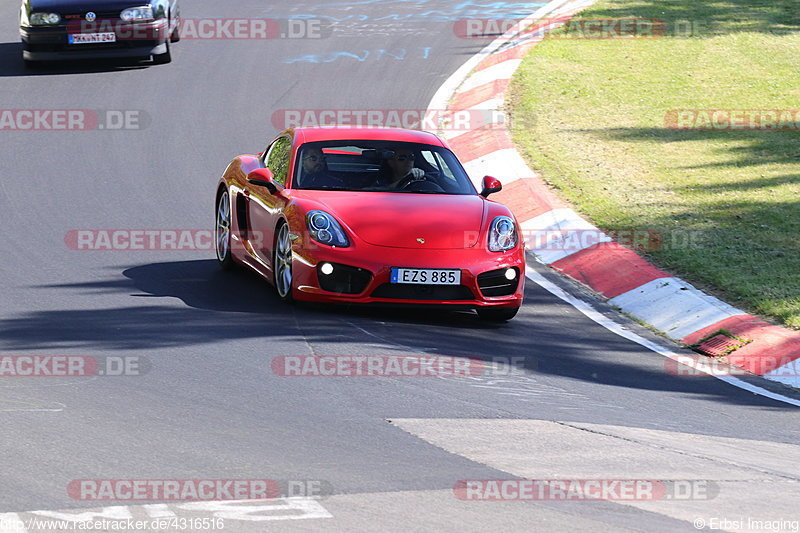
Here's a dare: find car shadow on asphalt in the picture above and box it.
[2,259,798,408]
[0,259,491,350]
[0,42,150,77]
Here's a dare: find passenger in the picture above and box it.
[300,148,344,188]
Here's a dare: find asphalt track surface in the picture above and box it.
[1,1,799,531]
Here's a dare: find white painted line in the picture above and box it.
[609,277,746,340]
[5,499,333,529]
[462,148,531,189]
[763,361,800,389]
[520,208,612,264]
[524,266,800,407]
[0,401,66,413]
[177,498,333,521]
[457,60,521,94]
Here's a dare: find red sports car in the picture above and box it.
[214,127,525,321]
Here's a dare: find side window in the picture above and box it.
[432,152,456,181]
[265,137,292,185]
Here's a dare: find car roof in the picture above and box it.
[294,127,446,147]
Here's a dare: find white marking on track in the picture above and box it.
[176,499,332,521]
[1,499,332,532]
[525,266,800,407]
[0,400,65,412]
[461,148,530,188]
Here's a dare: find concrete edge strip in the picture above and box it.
[428,0,800,387]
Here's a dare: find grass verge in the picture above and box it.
[509,0,800,329]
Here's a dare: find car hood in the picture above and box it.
[28,0,152,13]
[299,192,486,249]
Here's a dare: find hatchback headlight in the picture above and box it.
[28,12,61,25]
[120,6,153,21]
[488,216,518,252]
[306,210,349,247]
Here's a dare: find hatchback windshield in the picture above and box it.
[294,140,477,194]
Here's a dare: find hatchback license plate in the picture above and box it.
[69,33,117,44]
[390,268,461,285]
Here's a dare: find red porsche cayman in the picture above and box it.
[214,127,525,321]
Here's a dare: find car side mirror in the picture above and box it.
[480,175,502,198]
[247,168,278,194]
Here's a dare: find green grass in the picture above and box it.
[509,0,800,329]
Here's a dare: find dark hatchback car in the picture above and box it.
[19,0,180,67]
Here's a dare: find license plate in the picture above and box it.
[69,33,117,44]
[390,268,461,285]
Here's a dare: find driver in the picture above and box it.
[300,148,344,188]
[376,148,427,189]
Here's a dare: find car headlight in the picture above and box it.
[488,216,518,252]
[120,6,154,21]
[28,12,61,25]
[306,210,349,247]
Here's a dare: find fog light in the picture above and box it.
[505,268,517,281]
[320,263,334,276]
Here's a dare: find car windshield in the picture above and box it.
[293,140,477,194]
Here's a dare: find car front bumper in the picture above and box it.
[289,239,525,308]
[20,20,169,61]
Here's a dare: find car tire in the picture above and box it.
[273,222,294,303]
[215,190,235,270]
[152,41,171,64]
[477,307,519,322]
[23,59,42,69]
[170,21,180,42]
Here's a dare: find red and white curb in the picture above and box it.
[429,0,800,389]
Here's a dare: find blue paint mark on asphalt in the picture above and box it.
[285,47,434,64]
[321,0,541,8]
[286,1,546,23]
[281,0,546,64]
